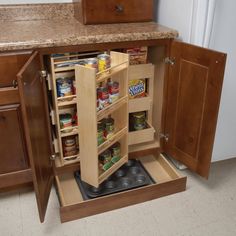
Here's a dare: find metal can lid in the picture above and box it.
[97,53,110,59]
[86,58,98,64]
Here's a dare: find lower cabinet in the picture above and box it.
[0,104,32,189]
[0,51,33,190]
[14,39,226,223]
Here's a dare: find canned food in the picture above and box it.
[59,113,73,132]
[111,142,121,163]
[85,58,98,73]
[133,112,146,131]
[108,81,120,103]
[56,78,73,97]
[108,81,119,94]
[105,117,115,138]
[99,150,113,171]
[97,123,105,146]
[98,54,111,72]
[62,136,78,157]
[63,137,76,147]
[98,86,110,109]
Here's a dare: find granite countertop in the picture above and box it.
[0,3,178,52]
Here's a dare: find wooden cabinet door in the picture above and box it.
[163,41,226,178]
[17,51,53,222]
[0,104,28,174]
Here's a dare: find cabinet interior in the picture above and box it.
[45,45,166,169]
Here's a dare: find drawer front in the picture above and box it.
[0,87,20,106]
[128,123,155,146]
[55,154,187,223]
[0,52,31,88]
[81,0,154,24]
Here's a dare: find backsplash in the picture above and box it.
[0,3,78,21]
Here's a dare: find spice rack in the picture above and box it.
[49,52,100,166]
[75,51,129,187]
[128,63,156,146]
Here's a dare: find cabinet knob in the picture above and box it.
[115,4,124,13]
[12,80,18,88]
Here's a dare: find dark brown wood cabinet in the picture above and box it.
[1,38,226,223]
[0,52,33,191]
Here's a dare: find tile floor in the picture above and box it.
[1,158,236,236]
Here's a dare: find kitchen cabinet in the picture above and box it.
[0,52,32,191]
[15,39,226,223]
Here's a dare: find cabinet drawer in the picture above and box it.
[0,87,19,105]
[55,154,186,223]
[79,0,154,24]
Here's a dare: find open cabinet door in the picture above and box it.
[164,41,226,178]
[17,51,53,222]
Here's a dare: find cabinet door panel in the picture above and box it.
[0,104,28,174]
[17,51,53,222]
[164,41,226,178]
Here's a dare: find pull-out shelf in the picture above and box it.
[55,153,186,223]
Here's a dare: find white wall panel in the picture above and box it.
[210,0,236,161]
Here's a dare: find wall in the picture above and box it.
[210,0,236,161]
[0,0,72,4]
[155,0,194,42]
[156,0,236,162]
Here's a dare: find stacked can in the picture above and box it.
[99,142,121,172]
[97,117,115,145]
[107,80,120,103]
[62,136,78,157]
[56,77,73,97]
[97,53,111,72]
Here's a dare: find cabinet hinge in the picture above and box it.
[164,57,175,66]
[159,133,169,142]
[39,70,47,78]
[50,154,56,161]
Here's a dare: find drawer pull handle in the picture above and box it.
[13,80,18,88]
[115,4,124,13]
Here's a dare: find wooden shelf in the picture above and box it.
[58,99,77,107]
[63,154,80,161]
[98,155,128,184]
[129,96,152,113]
[128,122,155,146]
[60,126,79,138]
[129,63,154,81]
[97,96,128,121]
[96,62,128,83]
[98,127,128,155]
